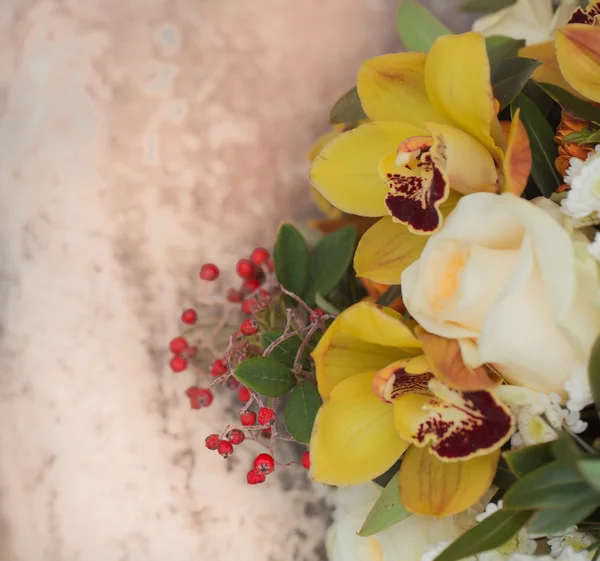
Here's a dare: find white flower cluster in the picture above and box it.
[562,145,600,227]
[508,363,591,449]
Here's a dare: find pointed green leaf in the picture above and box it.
[234,357,296,397]
[539,83,600,124]
[261,330,310,370]
[579,459,600,493]
[529,501,599,535]
[504,442,554,477]
[494,464,518,490]
[358,473,410,537]
[460,0,515,12]
[434,509,532,561]
[304,225,357,307]
[511,94,562,196]
[589,335,600,415]
[491,57,540,110]
[329,87,367,125]
[503,461,600,510]
[314,292,341,316]
[396,0,450,52]
[485,36,526,66]
[273,224,309,300]
[284,381,322,444]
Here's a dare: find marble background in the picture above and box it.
[0,1,472,560]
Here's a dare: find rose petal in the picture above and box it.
[310,372,410,485]
[398,445,500,516]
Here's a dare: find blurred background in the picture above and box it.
[0,1,472,560]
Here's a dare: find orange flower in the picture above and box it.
[360,278,406,314]
[554,110,595,178]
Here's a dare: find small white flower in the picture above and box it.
[564,363,594,413]
[548,527,595,557]
[476,501,503,523]
[562,146,600,226]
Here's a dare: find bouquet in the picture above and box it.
[168,0,600,559]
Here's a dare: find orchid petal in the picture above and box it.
[310,372,410,485]
[310,122,426,217]
[398,445,500,516]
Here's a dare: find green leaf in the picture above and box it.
[460,0,516,12]
[273,224,309,299]
[304,225,357,307]
[314,292,341,316]
[396,0,451,52]
[234,357,296,397]
[589,335,600,415]
[329,87,367,125]
[494,464,518,490]
[485,36,526,66]
[359,473,411,537]
[539,83,600,124]
[377,285,403,307]
[529,501,600,535]
[434,509,532,561]
[511,94,562,197]
[491,57,540,110]
[579,460,600,493]
[284,381,322,444]
[261,330,310,370]
[503,461,600,510]
[551,432,583,462]
[504,442,554,477]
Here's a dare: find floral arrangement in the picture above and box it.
[168,0,600,559]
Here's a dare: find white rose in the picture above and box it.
[401,193,600,395]
[326,484,459,561]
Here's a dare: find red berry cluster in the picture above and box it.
[205,428,246,458]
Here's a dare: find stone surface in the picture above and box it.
[0,1,472,560]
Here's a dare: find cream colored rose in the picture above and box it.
[402,193,600,395]
[326,484,460,561]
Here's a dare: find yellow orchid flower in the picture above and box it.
[520,0,600,102]
[309,32,531,247]
[309,301,514,517]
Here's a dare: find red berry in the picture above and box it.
[254,453,275,475]
[258,407,274,426]
[241,298,255,315]
[311,308,324,321]
[185,387,214,409]
[217,440,234,458]
[238,387,252,403]
[210,358,228,377]
[169,336,188,354]
[228,429,245,445]
[226,288,244,303]
[240,411,257,426]
[200,263,220,281]
[261,428,272,439]
[242,278,261,293]
[301,451,310,469]
[169,355,188,373]
[181,308,198,325]
[240,319,259,336]
[267,258,275,272]
[226,377,240,390]
[247,469,266,485]
[205,434,220,450]
[251,247,270,266]
[236,259,255,279]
